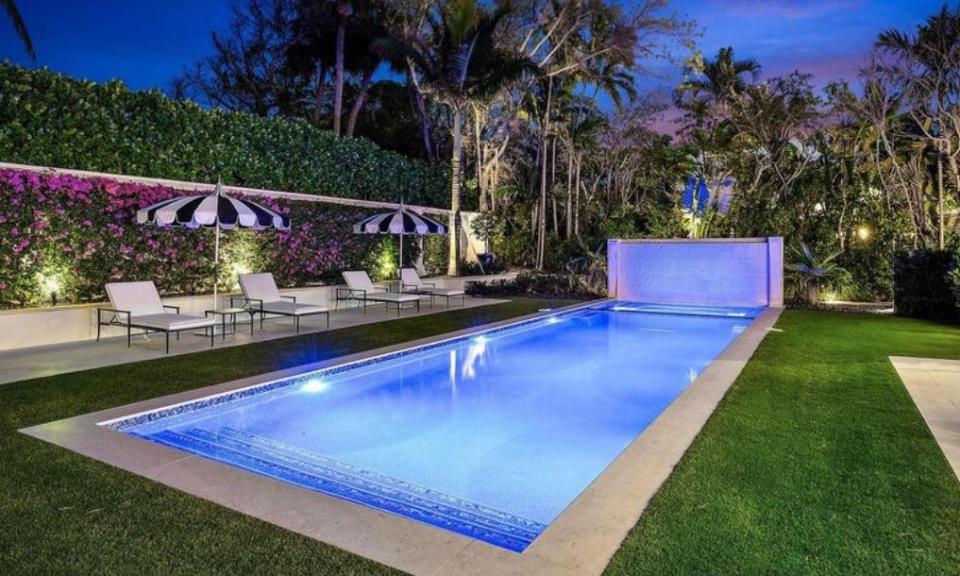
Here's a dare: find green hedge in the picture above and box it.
[892,249,958,321]
[0,63,450,207]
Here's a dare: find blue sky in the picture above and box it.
[0,1,946,119]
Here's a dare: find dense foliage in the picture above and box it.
[0,63,450,207]
[0,169,421,308]
[893,249,959,321]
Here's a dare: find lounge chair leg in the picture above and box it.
[210,327,215,347]
[127,323,131,348]
[165,331,170,354]
[295,316,300,333]
[325,312,330,330]
[97,322,101,342]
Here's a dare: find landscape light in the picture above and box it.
[855,225,871,241]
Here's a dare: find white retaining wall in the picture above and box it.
[607,238,783,308]
[0,274,515,352]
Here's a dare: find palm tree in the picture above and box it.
[876,5,960,249]
[2,0,34,60]
[390,0,535,275]
[676,47,760,130]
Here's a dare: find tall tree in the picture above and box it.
[876,4,960,249]
[391,0,536,275]
[172,0,309,118]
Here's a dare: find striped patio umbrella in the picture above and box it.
[353,203,446,276]
[136,179,290,307]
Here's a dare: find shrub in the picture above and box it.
[0,63,452,207]
[0,169,396,308]
[465,271,600,300]
[892,249,958,321]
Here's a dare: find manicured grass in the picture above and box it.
[0,298,572,576]
[605,310,960,576]
[5,307,959,575]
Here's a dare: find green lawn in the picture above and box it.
[605,310,960,576]
[2,307,959,575]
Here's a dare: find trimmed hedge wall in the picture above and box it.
[892,249,958,321]
[0,169,427,309]
[0,63,451,206]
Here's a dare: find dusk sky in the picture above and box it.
[0,0,946,131]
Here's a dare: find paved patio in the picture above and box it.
[891,356,960,482]
[0,296,505,385]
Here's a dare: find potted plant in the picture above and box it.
[788,243,844,304]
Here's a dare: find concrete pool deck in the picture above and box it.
[891,357,960,482]
[21,303,782,576]
[0,296,504,385]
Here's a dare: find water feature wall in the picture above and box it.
[607,238,784,307]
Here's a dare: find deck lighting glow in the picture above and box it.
[546,317,560,324]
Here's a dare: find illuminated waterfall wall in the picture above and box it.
[607,238,784,307]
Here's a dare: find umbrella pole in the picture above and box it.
[214,223,220,310]
[398,230,403,279]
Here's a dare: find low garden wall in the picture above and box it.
[0,164,484,312]
[0,274,515,351]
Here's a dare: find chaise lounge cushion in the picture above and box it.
[260,301,328,316]
[363,292,421,303]
[130,314,215,331]
[238,273,283,303]
[399,269,464,297]
[105,281,167,316]
[343,271,420,303]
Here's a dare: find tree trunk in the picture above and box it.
[448,107,463,277]
[345,67,375,138]
[407,61,434,163]
[565,143,573,238]
[332,1,349,138]
[312,63,327,127]
[551,138,558,234]
[474,106,486,212]
[938,147,945,249]
[574,155,581,236]
[536,136,548,270]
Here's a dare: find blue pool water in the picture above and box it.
[109,302,759,551]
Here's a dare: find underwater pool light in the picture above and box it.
[301,378,329,393]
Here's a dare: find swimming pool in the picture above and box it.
[105,301,760,552]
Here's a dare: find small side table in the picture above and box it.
[204,307,251,339]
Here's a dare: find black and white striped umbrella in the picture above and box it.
[352,207,446,235]
[353,205,446,276]
[137,188,290,230]
[136,180,290,308]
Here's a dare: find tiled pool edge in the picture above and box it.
[19,303,782,576]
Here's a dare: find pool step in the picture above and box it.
[139,427,545,552]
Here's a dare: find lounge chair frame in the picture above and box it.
[96,304,215,354]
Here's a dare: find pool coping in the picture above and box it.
[20,302,782,576]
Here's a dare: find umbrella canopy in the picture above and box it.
[353,207,446,235]
[353,205,446,277]
[137,189,289,230]
[136,181,290,309]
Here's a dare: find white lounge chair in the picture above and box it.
[236,273,329,333]
[99,281,217,353]
[400,268,465,307]
[339,271,421,315]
